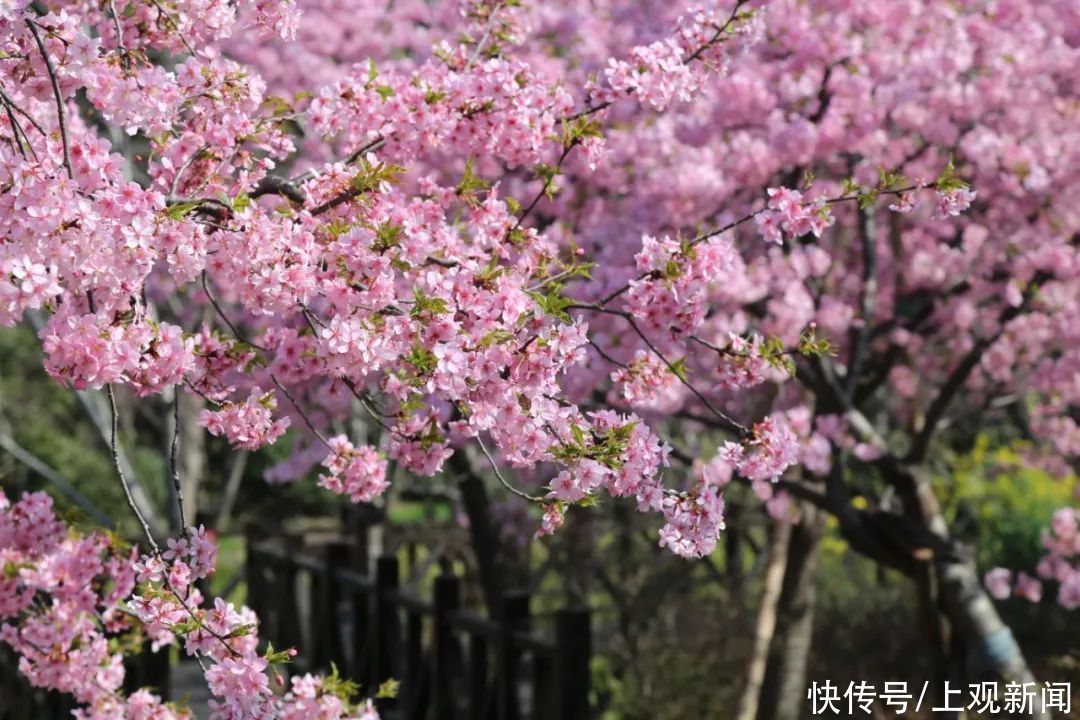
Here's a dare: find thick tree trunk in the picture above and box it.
[934,553,1048,719]
[916,559,953,715]
[758,502,827,720]
[878,461,1050,720]
[736,517,791,720]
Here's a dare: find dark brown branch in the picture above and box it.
[568,302,749,435]
[106,384,160,552]
[250,174,307,204]
[844,206,877,398]
[507,141,576,239]
[0,85,46,137]
[200,271,266,350]
[169,391,186,529]
[25,19,72,179]
[270,374,331,449]
[309,185,366,216]
[906,273,1045,463]
[596,184,925,308]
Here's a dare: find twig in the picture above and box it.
[586,338,629,369]
[595,184,926,308]
[107,0,129,66]
[507,141,576,239]
[290,136,386,186]
[844,206,876,399]
[0,84,46,136]
[466,1,503,67]
[169,143,210,198]
[169,391,186,529]
[147,0,196,55]
[25,19,72,179]
[106,384,159,552]
[3,103,29,160]
[200,272,266,350]
[565,0,749,122]
[568,302,749,435]
[476,436,543,503]
[683,0,749,64]
[270,374,332,449]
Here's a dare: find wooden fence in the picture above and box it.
[0,643,169,720]
[246,538,593,720]
[0,531,592,719]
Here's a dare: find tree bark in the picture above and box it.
[736,517,791,720]
[874,460,1050,719]
[758,501,827,720]
[934,553,1048,718]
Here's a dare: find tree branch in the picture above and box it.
[906,273,1045,463]
[106,384,160,551]
[25,19,72,179]
[844,206,877,399]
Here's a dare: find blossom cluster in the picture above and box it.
[0,490,380,720]
[0,0,828,584]
[600,5,765,111]
[5,0,1070,709]
[754,187,835,245]
[319,434,390,503]
[199,391,292,451]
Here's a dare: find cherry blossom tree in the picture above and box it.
[1,0,1077,717]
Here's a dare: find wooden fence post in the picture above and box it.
[373,554,400,713]
[555,608,591,720]
[468,630,490,719]
[141,641,171,701]
[275,539,303,662]
[342,504,373,574]
[433,573,461,720]
[317,541,349,670]
[404,600,426,720]
[497,591,530,720]
[349,580,370,682]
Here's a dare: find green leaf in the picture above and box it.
[525,288,573,322]
[478,328,515,348]
[376,678,400,699]
[669,357,688,382]
[264,642,295,665]
[456,157,491,205]
[424,88,448,104]
[934,153,969,192]
[410,287,450,318]
[404,343,438,376]
[372,223,403,252]
[166,202,200,221]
